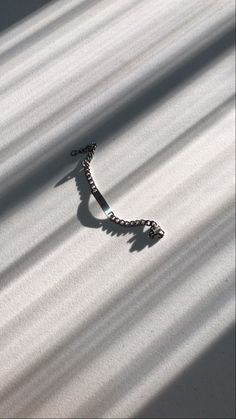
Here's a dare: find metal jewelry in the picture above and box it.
[71,143,165,239]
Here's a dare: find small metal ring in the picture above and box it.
[70,150,79,156]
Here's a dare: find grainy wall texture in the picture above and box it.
[0,1,235,418]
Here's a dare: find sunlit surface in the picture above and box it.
[0,1,235,418]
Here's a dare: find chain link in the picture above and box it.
[71,144,165,239]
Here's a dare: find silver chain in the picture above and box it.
[71,143,165,239]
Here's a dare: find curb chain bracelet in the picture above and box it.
[71,143,165,240]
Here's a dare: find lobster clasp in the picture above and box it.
[149,224,165,239]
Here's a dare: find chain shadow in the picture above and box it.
[55,157,161,252]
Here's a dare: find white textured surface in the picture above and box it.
[0,1,235,418]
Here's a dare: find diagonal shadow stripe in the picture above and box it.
[0,0,101,61]
[0,0,53,34]
[17,252,236,417]
[0,139,233,346]
[134,324,235,418]
[0,22,234,219]
[1,200,234,416]
[0,95,233,291]
[0,0,144,96]
[0,0,210,129]
[74,275,234,418]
